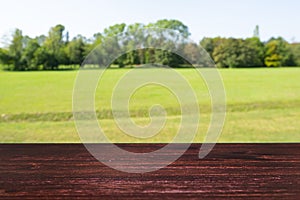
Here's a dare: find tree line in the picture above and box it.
[0,19,300,70]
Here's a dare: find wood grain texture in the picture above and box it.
[0,144,299,199]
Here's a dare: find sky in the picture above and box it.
[0,0,299,45]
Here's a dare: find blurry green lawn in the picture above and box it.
[0,68,300,142]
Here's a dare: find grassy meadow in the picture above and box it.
[0,67,300,143]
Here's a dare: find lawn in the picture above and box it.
[0,67,300,142]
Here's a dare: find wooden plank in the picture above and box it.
[0,144,299,199]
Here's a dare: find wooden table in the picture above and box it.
[1,144,299,199]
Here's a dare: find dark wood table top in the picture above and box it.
[0,144,299,199]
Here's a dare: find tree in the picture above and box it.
[200,37,224,59]
[200,37,215,58]
[42,24,67,69]
[142,20,190,67]
[213,38,264,68]
[1,20,299,70]
[244,37,264,66]
[183,42,201,64]
[8,29,24,70]
[103,23,126,37]
[290,43,300,66]
[21,37,41,70]
[147,19,190,38]
[89,32,102,50]
[121,23,145,66]
[99,23,127,67]
[65,35,86,65]
[0,48,10,67]
[264,37,294,67]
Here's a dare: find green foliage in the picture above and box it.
[42,24,68,70]
[245,37,264,65]
[22,38,41,70]
[201,36,300,68]
[264,37,294,67]
[65,35,86,65]
[104,23,126,37]
[8,29,24,70]
[1,21,300,70]
[290,43,300,66]
[0,25,71,70]
[95,20,194,68]
[147,19,190,38]
[0,48,10,66]
[212,38,264,68]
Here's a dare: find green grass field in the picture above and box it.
[1,67,300,143]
